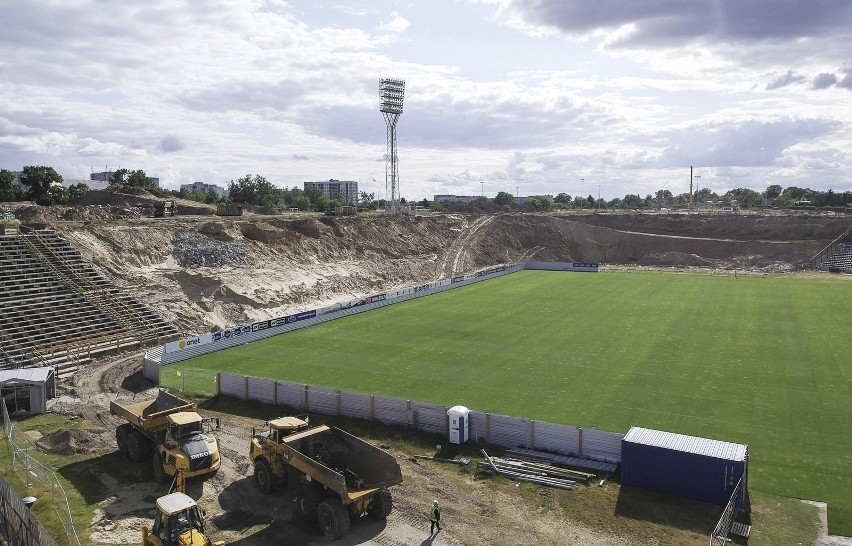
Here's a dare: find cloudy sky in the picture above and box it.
[2,0,851,201]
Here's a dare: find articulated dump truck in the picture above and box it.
[110,390,221,483]
[250,416,403,540]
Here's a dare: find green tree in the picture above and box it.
[111,169,128,185]
[254,176,280,207]
[228,174,279,207]
[764,184,783,200]
[127,169,152,188]
[67,183,90,201]
[359,191,375,208]
[554,192,571,204]
[494,191,515,205]
[42,184,69,205]
[0,169,23,201]
[290,194,310,210]
[303,185,323,204]
[20,165,63,203]
[622,194,643,209]
[204,189,220,205]
[655,189,673,206]
[724,188,763,208]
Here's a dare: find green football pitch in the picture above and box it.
[175,270,852,535]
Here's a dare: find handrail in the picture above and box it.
[16,226,165,364]
[807,222,852,269]
[18,226,162,342]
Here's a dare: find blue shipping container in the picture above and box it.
[621,426,747,506]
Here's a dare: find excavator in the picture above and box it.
[143,469,224,546]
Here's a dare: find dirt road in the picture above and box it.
[52,352,634,546]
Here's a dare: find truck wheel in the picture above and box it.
[254,460,275,494]
[153,453,168,484]
[318,499,350,540]
[127,431,151,462]
[368,489,393,519]
[298,484,326,522]
[115,424,132,457]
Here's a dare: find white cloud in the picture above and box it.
[379,11,411,33]
[0,0,850,200]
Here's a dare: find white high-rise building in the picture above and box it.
[304,179,358,205]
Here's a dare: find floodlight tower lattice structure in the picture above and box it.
[380,78,405,215]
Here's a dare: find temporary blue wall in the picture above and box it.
[621,438,746,506]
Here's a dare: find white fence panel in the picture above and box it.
[219,373,245,398]
[373,396,408,426]
[246,377,275,405]
[278,382,306,410]
[488,413,532,450]
[581,428,623,463]
[411,402,447,435]
[340,391,372,420]
[533,421,580,456]
[468,411,488,443]
[307,386,339,415]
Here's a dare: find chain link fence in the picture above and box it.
[1,400,80,546]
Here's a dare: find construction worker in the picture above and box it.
[429,499,441,534]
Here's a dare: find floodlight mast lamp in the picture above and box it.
[380,78,405,215]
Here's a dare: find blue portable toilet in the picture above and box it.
[447,405,469,444]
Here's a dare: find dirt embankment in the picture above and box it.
[10,206,849,336]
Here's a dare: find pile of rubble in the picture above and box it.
[174,230,255,268]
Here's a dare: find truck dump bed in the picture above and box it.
[110,390,197,433]
[283,426,402,503]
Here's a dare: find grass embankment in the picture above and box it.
[169,270,852,536]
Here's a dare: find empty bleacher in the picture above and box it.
[819,243,852,272]
[1,227,178,377]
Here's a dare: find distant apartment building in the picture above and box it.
[90,171,160,187]
[180,181,228,197]
[304,179,358,205]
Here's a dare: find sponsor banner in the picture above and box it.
[572,262,598,269]
[270,316,289,327]
[452,276,464,283]
[369,293,386,303]
[165,333,214,353]
[251,321,269,332]
[285,310,317,324]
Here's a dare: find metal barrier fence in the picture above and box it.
[1,400,80,546]
[214,372,623,465]
[709,476,745,546]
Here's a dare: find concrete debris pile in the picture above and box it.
[173,230,256,268]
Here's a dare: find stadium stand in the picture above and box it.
[820,243,852,272]
[0,226,178,377]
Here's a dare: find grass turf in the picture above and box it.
[173,269,852,536]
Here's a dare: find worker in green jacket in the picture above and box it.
[429,500,442,534]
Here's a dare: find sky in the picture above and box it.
[2,0,852,202]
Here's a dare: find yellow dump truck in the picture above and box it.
[250,416,403,540]
[110,390,221,483]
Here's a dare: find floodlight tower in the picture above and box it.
[380,78,405,215]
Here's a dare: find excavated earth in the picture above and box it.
[7,193,852,546]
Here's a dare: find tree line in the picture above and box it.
[0,167,379,211]
[2,165,849,211]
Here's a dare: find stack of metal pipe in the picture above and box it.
[478,449,579,490]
